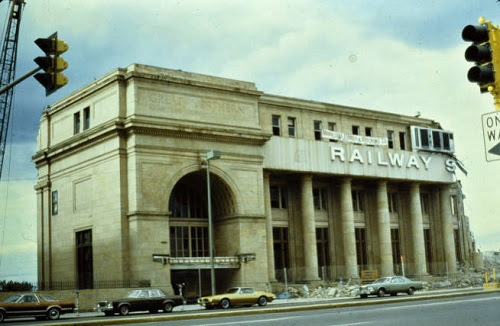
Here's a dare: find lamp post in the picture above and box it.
[206,150,221,295]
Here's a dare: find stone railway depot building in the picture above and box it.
[33,64,476,297]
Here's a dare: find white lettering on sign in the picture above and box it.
[445,159,457,173]
[322,129,388,146]
[330,147,435,170]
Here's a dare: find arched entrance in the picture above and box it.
[168,170,236,298]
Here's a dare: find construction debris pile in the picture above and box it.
[277,251,500,299]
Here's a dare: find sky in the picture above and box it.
[0,0,499,282]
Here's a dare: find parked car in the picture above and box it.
[198,287,276,309]
[96,288,184,316]
[359,276,424,298]
[0,293,75,322]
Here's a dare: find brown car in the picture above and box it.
[0,293,75,322]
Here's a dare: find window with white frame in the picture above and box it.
[411,126,454,153]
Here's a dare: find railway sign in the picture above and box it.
[482,110,500,161]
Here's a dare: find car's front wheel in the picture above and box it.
[377,288,385,297]
[219,298,230,309]
[257,296,268,306]
[0,311,5,322]
[47,307,60,320]
[164,302,173,313]
[119,305,130,316]
[408,287,415,295]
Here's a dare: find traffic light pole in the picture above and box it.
[0,66,41,96]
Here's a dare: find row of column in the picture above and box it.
[264,174,457,282]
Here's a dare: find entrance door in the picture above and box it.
[76,229,93,289]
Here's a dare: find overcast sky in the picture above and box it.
[0,0,499,282]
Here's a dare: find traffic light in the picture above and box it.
[33,32,68,96]
[462,17,500,94]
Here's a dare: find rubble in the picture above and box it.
[275,252,500,299]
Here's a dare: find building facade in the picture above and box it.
[33,64,475,296]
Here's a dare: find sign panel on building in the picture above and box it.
[482,111,500,162]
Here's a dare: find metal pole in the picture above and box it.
[0,66,41,96]
[207,158,216,295]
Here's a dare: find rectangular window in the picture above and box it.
[451,195,458,216]
[355,228,367,270]
[420,193,430,214]
[51,190,58,215]
[432,130,442,150]
[424,229,433,274]
[314,120,322,140]
[74,112,81,135]
[387,130,394,149]
[313,188,327,210]
[352,190,365,212]
[287,117,296,137]
[83,107,90,130]
[270,185,287,209]
[170,226,208,258]
[272,115,281,136]
[454,229,462,263]
[273,227,290,282]
[316,228,331,280]
[352,125,360,135]
[391,229,401,274]
[76,229,93,289]
[399,132,406,150]
[419,128,430,148]
[365,127,372,137]
[388,192,398,213]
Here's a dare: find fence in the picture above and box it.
[1,280,151,292]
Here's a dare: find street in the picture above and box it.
[129,292,499,326]
[2,290,498,325]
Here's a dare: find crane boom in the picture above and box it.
[0,0,24,180]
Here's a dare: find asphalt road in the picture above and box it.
[2,289,498,325]
[127,292,500,326]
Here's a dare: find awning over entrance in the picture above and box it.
[156,256,241,270]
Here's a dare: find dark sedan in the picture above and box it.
[359,276,424,298]
[0,293,75,322]
[96,288,183,316]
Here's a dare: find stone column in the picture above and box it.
[263,172,276,282]
[409,183,427,276]
[340,178,358,278]
[301,174,319,281]
[440,185,457,274]
[377,181,393,276]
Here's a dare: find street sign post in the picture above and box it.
[482,110,500,161]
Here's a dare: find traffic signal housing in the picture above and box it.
[34,32,68,96]
[462,17,500,95]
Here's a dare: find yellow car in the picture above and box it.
[198,287,275,309]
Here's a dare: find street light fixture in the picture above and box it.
[206,150,221,295]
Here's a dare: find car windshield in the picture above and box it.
[39,294,57,301]
[373,278,390,283]
[226,288,240,294]
[3,294,22,303]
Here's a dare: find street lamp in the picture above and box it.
[206,150,221,295]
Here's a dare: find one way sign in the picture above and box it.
[482,111,500,162]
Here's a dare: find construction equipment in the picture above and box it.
[0,0,25,180]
